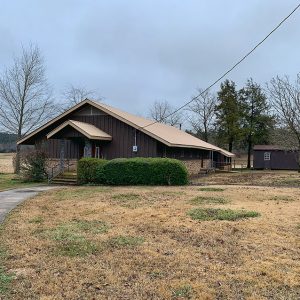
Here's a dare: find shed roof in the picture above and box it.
[47,120,112,141]
[17,99,235,157]
[253,145,297,151]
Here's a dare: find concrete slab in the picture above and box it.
[0,186,58,223]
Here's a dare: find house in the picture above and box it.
[253,145,299,170]
[17,99,235,175]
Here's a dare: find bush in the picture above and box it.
[103,157,188,185]
[77,158,107,184]
[77,157,188,186]
[20,149,48,182]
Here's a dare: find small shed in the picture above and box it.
[253,145,299,170]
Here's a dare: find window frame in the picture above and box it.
[264,152,271,161]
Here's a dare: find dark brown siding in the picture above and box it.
[40,139,81,159]
[36,104,157,159]
[156,142,210,160]
[70,114,157,159]
[253,150,299,170]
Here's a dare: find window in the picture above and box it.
[264,152,271,161]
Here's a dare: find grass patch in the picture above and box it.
[0,268,14,294]
[48,225,83,242]
[159,191,186,196]
[148,270,165,279]
[188,208,260,221]
[198,187,225,192]
[112,193,141,201]
[29,216,44,224]
[106,235,144,248]
[39,220,109,257]
[0,173,42,191]
[269,195,294,202]
[190,196,229,205]
[0,247,7,264]
[275,178,300,186]
[171,285,193,299]
[44,220,109,241]
[55,187,111,201]
[111,193,142,208]
[55,239,98,257]
[41,220,109,257]
[0,247,13,294]
[72,220,109,234]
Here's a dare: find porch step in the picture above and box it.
[51,172,78,185]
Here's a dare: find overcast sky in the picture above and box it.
[0,0,299,116]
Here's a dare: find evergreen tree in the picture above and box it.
[215,80,242,152]
[240,79,274,168]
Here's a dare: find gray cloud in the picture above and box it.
[0,0,299,116]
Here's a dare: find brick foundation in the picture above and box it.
[181,159,211,176]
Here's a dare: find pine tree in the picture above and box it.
[215,80,242,152]
[240,79,274,168]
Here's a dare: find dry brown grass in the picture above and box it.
[0,153,14,174]
[193,170,300,187]
[0,185,300,299]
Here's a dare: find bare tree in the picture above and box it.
[149,100,182,127]
[188,89,216,142]
[267,74,300,169]
[61,84,97,112]
[0,45,55,173]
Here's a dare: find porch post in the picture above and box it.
[60,139,65,171]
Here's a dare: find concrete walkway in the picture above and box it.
[0,186,58,223]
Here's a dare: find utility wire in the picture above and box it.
[141,3,300,129]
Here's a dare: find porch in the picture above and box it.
[45,120,112,182]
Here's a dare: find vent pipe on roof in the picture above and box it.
[179,124,182,130]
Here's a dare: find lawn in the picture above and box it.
[0,185,299,299]
[0,153,45,191]
[0,173,43,192]
[192,170,300,187]
[0,153,14,174]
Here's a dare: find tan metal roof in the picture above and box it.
[88,100,235,157]
[47,120,112,141]
[18,98,235,157]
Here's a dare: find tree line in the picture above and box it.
[149,78,300,169]
[0,44,300,172]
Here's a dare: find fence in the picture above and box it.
[232,159,253,170]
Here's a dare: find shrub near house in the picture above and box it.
[77,158,107,184]
[77,157,188,185]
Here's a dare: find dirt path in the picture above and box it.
[0,186,58,223]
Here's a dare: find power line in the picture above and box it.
[141,3,300,129]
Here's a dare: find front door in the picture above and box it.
[79,140,103,159]
[92,143,102,158]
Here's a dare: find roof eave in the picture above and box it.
[17,99,91,145]
[46,119,112,141]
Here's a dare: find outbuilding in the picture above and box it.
[253,145,299,170]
